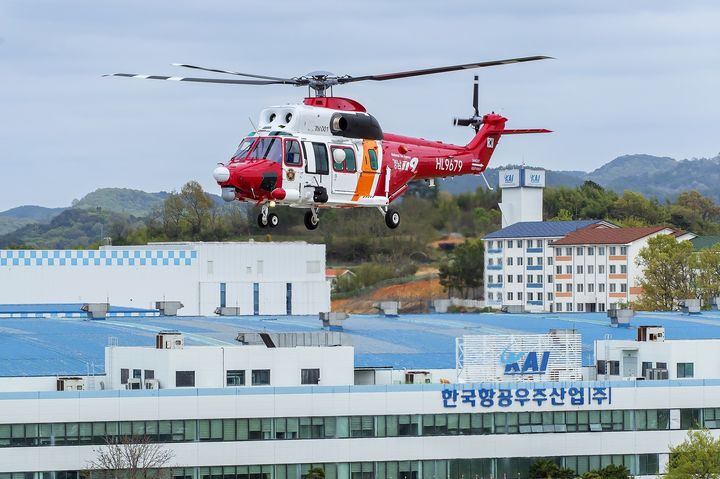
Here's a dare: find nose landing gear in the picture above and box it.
[377,206,400,229]
[257,205,279,228]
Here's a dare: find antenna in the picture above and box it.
[248,116,257,132]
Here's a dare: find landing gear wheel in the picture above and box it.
[268,213,279,228]
[257,213,268,228]
[304,211,319,230]
[385,209,400,229]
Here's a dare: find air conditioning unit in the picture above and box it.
[57,377,84,391]
[126,378,142,390]
[156,331,184,349]
[645,368,669,380]
[144,379,160,390]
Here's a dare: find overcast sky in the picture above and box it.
[1,1,719,210]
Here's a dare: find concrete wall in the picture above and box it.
[105,345,355,390]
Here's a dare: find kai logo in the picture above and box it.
[530,173,541,184]
[504,173,514,184]
[500,346,551,375]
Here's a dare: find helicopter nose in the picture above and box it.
[213,165,231,183]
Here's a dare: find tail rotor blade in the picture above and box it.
[472,75,479,116]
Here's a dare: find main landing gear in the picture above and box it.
[378,206,400,229]
[304,208,320,230]
[257,204,279,228]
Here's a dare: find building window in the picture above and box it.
[588,265,594,274]
[548,275,554,283]
[588,247,594,255]
[518,292,523,301]
[527,257,533,266]
[577,284,584,292]
[488,275,493,283]
[507,292,514,301]
[133,369,141,379]
[599,283,606,292]
[556,283,562,292]
[547,257,553,265]
[252,369,271,386]
[507,275,513,283]
[517,275,523,283]
[301,368,320,385]
[677,363,694,378]
[227,370,246,386]
[536,240,542,248]
[526,275,532,283]
[577,265,584,274]
[577,303,584,312]
[487,292,494,301]
[610,284,617,292]
[621,284,627,293]
[566,284,573,292]
[656,362,668,369]
[610,265,616,274]
[517,257,523,266]
[577,247,584,256]
[620,265,627,274]
[599,265,605,274]
[597,360,606,375]
[488,258,494,266]
[609,361,620,375]
[507,257,514,266]
[599,247,605,255]
[538,256,544,265]
[641,362,652,377]
[528,293,534,301]
[588,284,594,293]
[565,248,572,256]
[548,292,554,301]
[508,240,514,248]
[556,303,562,312]
[120,368,129,385]
[518,240,523,248]
[555,247,561,256]
[556,265,562,274]
[144,370,154,380]
[610,246,617,255]
[620,246,628,255]
[567,303,573,312]
[565,265,572,274]
[176,371,195,387]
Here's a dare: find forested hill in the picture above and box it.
[440,153,720,202]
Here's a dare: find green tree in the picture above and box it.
[696,243,720,308]
[306,467,325,479]
[596,464,630,479]
[666,429,720,479]
[636,235,697,310]
[438,239,484,299]
[179,181,215,238]
[611,190,665,225]
[528,458,575,479]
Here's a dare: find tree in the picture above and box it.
[528,458,575,479]
[161,193,186,239]
[636,235,697,311]
[86,435,174,479]
[306,467,326,479]
[438,239,484,299]
[179,181,215,238]
[666,429,720,479]
[696,244,720,305]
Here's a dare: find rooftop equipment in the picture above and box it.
[156,331,184,349]
[155,301,184,316]
[80,303,109,319]
[637,325,665,342]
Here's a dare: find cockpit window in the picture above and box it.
[232,138,256,161]
[247,137,282,163]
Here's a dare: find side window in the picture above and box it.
[311,143,329,175]
[368,149,379,171]
[331,147,356,173]
[284,139,302,167]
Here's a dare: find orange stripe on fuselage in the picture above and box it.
[352,140,379,201]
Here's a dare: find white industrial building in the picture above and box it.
[3,322,720,478]
[0,241,330,316]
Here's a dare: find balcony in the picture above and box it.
[527,300,544,306]
[486,283,503,289]
[487,264,503,270]
[527,248,543,253]
[526,265,543,271]
[487,248,502,254]
[527,283,543,289]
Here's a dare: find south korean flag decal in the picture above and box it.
[487,137,495,149]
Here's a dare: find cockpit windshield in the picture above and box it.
[231,138,256,161]
[247,137,283,163]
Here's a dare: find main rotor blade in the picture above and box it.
[340,56,553,83]
[103,73,296,85]
[171,63,294,82]
[472,75,479,116]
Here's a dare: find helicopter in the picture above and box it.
[105,56,551,230]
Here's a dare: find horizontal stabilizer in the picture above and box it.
[500,129,552,135]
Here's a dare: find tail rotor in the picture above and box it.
[453,75,483,133]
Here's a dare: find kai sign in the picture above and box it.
[501,348,551,376]
[524,169,545,188]
[499,169,520,188]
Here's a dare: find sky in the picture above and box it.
[0,1,719,211]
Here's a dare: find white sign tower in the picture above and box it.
[497,167,545,228]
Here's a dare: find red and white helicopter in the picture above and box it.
[106,56,551,230]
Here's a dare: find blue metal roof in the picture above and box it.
[2,311,720,377]
[483,220,602,239]
[0,304,157,314]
